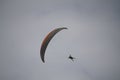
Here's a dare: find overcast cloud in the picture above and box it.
[0,0,120,80]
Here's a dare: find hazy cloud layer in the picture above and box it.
[0,0,120,80]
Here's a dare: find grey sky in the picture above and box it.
[0,0,120,80]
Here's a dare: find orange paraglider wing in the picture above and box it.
[40,27,67,63]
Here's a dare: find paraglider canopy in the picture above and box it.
[40,27,68,63]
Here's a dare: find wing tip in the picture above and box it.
[42,60,45,63]
[62,27,68,29]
